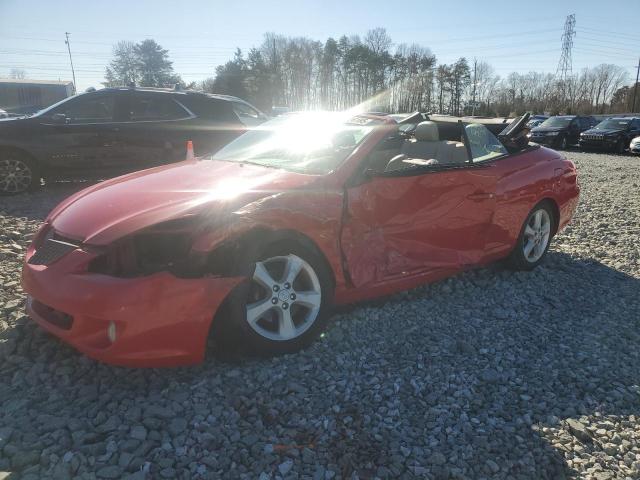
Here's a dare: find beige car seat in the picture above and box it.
[386,121,468,171]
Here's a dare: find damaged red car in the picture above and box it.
[22,112,579,367]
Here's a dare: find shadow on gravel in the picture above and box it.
[0,251,638,478]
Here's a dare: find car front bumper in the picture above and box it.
[22,245,243,367]
[579,139,618,150]
[630,144,640,154]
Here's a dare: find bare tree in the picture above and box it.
[9,68,26,80]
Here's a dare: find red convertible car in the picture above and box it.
[21,112,579,367]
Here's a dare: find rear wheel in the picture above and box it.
[0,153,40,195]
[215,241,333,356]
[507,203,554,270]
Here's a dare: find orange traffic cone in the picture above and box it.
[186,140,195,160]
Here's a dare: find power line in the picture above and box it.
[578,26,640,41]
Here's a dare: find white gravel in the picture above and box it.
[0,152,639,480]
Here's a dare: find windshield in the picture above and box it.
[594,119,630,129]
[32,93,83,117]
[539,117,573,128]
[211,113,376,174]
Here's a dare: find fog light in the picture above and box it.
[107,321,117,343]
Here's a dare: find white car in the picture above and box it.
[630,136,640,155]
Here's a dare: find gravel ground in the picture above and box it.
[0,152,639,480]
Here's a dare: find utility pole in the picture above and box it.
[632,57,640,113]
[472,58,477,116]
[64,32,77,94]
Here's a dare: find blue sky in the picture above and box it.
[1,0,638,91]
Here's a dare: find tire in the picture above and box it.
[214,240,333,356]
[507,203,555,271]
[559,136,568,150]
[0,152,40,195]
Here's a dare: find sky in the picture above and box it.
[0,0,638,92]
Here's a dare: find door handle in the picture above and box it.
[467,192,494,201]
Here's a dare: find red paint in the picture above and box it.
[22,119,579,367]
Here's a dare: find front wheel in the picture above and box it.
[218,241,333,356]
[507,203,554,270]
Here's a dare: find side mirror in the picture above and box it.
[51,113,68,124]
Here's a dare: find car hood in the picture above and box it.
[531,126,566,133]
[48,160,322,245]
[582,128,624,135]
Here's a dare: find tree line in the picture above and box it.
[104,30,637,116]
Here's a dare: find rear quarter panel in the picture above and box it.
[484,146,578,259]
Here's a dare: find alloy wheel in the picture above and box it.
[523,209,551,263]
[0,158,33,194]
[245,254,322,341]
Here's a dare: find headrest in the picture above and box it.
[414,121,439,142]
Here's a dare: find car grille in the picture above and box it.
[582,134,604,141]
[28,238,79,266]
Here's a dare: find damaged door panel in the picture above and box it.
[341,167,497,288]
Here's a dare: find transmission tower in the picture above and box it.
[555,14,576,109]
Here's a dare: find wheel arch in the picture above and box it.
[203,225,337,357]
[0,144,40,163]
[204,226,337,289]
[534,197,560,236]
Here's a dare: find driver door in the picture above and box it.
[341,125,502,287]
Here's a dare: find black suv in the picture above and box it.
[529,115,597,149]
[0,87,268,194]
[579,117,640,153]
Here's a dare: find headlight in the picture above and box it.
[89,216,200,277]
[547,131,559,136]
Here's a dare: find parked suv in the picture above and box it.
[529,115,597,149]
[0,87,268,195]
[579,117,640,153]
